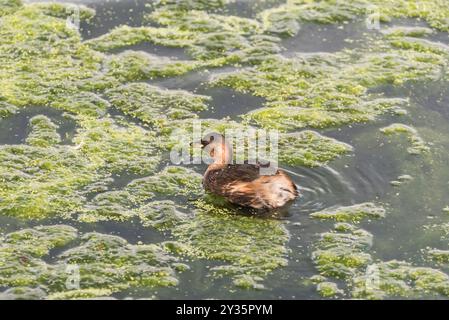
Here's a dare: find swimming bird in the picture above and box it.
[197,132,298,211]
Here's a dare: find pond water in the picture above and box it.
[1,0,449,300]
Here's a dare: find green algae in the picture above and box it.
[78,166,202,223]
[0,3,107,113]
[88,6,280,66]
[51,93,110,117]
[279,130,352,167]
[85,25,195,52]
[312,226,373,279]
[125,166,204,203]
[0,143,98,219]
[172,199,290,287]
[47,288,114,300]
[138,201,190,231]
[0,0,21,17]
[0,113,164,220]
[259,0,449,37]
[352,260,449,299]
[27,2,95,21]
[0,101,18,118]
[150,0,232,11]
[381,26,435,38]
[26,115,61,148]
[81,190,134,223]
[74,116,162,175]
[105,51,200,82]
[317,281,343,298]
[380,123,430,155]
[106,82,210,127]
[213,26,449,130]
[150,7,282,64]
[3,225,78,256]
[233,274,265,290]
[311,205,449,299]
[0,287,47,300]
[428,249,449,264]
[0,225,182,299]
[53,232,179,290]
[310,203,386,223]
[212,49,422,130]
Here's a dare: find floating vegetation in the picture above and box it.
[212,38,446,130]
[0,0,21,17]
[311,204,449,299]
[79,166,203,222]
[259,0,449,37]
[380,123,430,155]
[279,131,352,167]
[137,201,190,231]
[106,82,210,127]
[381,26,435,38]
[312,224,374,280]
[0,101,18,118]
[105,51,200,82]
[2,0,449,299]
[428,249,449,264]
[172,199,290,289]
[317,281,343,298]
[26,115,61,148]
[310,203,386,223]
[352,261,449,299]
[0,225,182,299]
[73,116,162,175]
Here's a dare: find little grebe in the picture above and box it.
[198,132,298,211]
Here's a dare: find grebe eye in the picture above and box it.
[210,136,214,142]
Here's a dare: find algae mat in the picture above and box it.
[1,0,449,299]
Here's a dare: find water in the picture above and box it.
[2,0,449,299]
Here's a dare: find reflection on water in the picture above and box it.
[2,0,449,299]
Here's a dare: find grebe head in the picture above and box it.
[200,132,232,165]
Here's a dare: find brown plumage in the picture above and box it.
[198,132,298,211]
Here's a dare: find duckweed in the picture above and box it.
[0,2,108,113]
[88,2,281,65]
[73,116,162,175]
[317,281,343,298]
[2,0,449,298]
[26,115,61,148]
[106,82,210,127]
[352,261,449,299]
[105,51,200,82]
[259,0,449,36]
[0,143,98,219]
[279,130,352,167]
[310,203,386,223]
[85,25,196,52]
[428,249,449,264]
[172,200,289,287]
[0,101,18,118]
[0,287,47,300]
[311,204,449,299]
[380,123,430,155]
[213,27,448,131]
[0,225,182,299]
[0,0,21,16]
[137,200,190,231]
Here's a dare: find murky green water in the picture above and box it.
[1,0,449,299]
